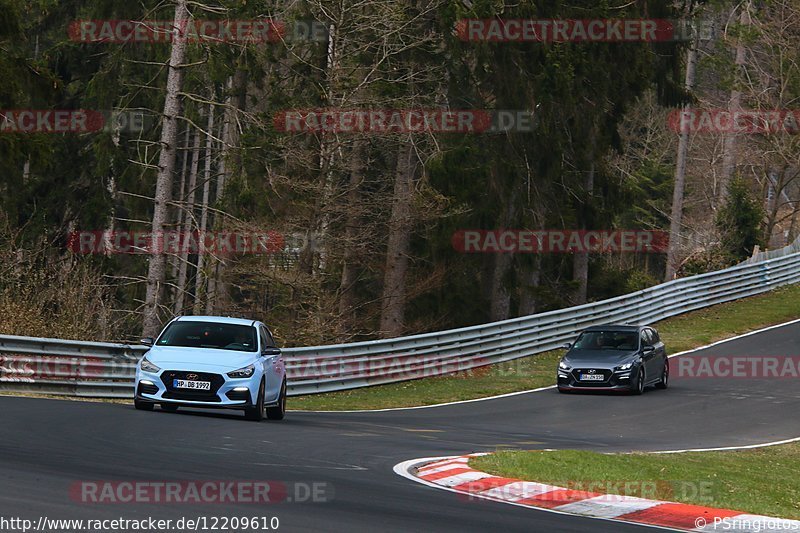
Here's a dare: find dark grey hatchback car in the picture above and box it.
[557,325,668,394]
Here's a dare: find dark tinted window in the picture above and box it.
[262,326,276,348]
[648,328,660,343]
[573,331,639,351]
[157,322,257,352]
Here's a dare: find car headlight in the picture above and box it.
[140,357,161,373]
[227,364,255,378]
[558,360,571,370]
[616,362,634,371]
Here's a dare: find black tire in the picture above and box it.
[134,399,154,411]
[632,368,645,395]
[655,360,669,390]
[244,381,265,421]
[161,403,179,412]
[266,380,286,421]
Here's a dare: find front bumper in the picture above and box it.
[135,368,259,409]
[557,366,637,392]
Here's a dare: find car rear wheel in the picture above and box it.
[161,403,179,412]
[266,380,286,421]
[244,381,265,421]
[655,360,669,390]
[134,399,154,411]
[632,368,645,395]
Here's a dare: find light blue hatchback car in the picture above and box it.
[134,316,286,421]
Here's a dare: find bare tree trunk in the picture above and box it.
[788,196,800,243]
[719,4,750,202]
[142,0,189,337]
[488,191,519,320]
[572,151,596,305]
[489,252,513,321]
[210,67,248,313]
[174,125,201,315]
[170,126,192,283]
[338,139,367,325]
[517,257,541,316]
[194,100,215,314]
[379,140,415,337]
[666,31,699,281]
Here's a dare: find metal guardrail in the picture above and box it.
[2,238,799,399]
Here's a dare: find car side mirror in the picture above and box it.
[262,347,281,356]
[642,345,655,354]
[561,343,572,350]
[140,337,154,347]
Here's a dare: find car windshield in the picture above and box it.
[573,331,639,351]
[156,321,257,352]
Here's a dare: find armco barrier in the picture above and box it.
[1,237,799,399]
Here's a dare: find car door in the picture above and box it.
[260,325,283,403]
[640,329,658,380]
[648,327,667,373]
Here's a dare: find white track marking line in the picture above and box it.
[647,435,800,454]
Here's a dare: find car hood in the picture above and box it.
[563,349,639,369]
[144,346,257,372]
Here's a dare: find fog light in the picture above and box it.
[140,380,155,386]
[233,387,249,391]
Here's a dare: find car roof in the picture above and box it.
[173,315,257,327]
[583,324,645,332]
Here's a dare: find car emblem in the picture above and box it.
[588,369,596,374]
[186,373,198,380]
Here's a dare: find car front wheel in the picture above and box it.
[266,380,286,421]
[244,381,265,421]
[632,368,645,395]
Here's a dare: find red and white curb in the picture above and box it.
[394,454,800,532]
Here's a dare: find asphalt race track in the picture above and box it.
[2,321,799,532]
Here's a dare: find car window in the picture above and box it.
[258,326,269,351]
[642,329,655,346]
[265,327,277,348]
[649,328,660,343]
[573,331,638,351]
[156,322,257,352]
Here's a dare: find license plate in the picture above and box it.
[579,373,605,381]
[173,379,211,390]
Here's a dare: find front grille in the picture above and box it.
[571,368,612,385]
[160,370,224,402]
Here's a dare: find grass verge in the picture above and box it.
[469,444,800,520]
[290,284,800,410]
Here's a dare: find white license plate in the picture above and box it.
[579,373,605,381]
[173,379,211,390]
